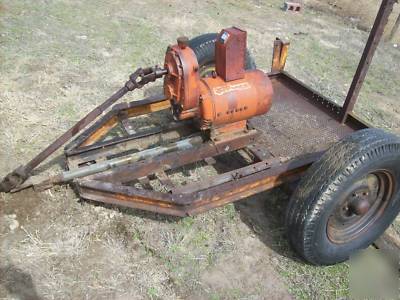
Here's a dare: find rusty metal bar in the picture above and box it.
[186,165,308,215]
[271,38,290,73]
[76,152,321,216]
[27,88,128,171]
[14,136,203,191]
[172,157,282,194]
[65,95,169,151]
[66,129,187,170]
[279,40,290,70]
[271,38,283,73]
[82,98,170,146]
[66,116,191,157]
[78,180,182,216]
[340,0,397,123]
[183,152,321,207]
[89,130,259,183]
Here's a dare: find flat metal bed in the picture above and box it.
[253,73,363,159]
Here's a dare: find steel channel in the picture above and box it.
[77,152,320,216]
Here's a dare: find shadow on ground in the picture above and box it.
[0,264,41,300]
[234,186,305,263]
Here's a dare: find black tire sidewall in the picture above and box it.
[188,33,218,67]
[188,33,256,70]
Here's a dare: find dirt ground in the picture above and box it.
[1,0,400,299]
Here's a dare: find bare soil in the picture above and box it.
[1,0,399,299]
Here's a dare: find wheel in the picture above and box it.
[188,33,256,77]
[285,128,400,265]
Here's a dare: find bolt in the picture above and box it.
[177,36,189,49]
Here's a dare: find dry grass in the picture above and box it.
[307,0,400,41]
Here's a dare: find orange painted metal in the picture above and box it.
[211,120,247,136]
[198,70,273,129]
[215,27,246,82]
[163,27,273,131]
[163,41,200,120]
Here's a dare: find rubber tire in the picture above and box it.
[188,33,256,70]
[285,128,400,265]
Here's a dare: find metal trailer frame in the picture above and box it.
[2,0,398,217]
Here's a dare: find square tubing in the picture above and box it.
[340,0,397,123]
[271,38,290,73]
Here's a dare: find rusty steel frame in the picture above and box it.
[64,65,367,216]
[1,0,396,217]
[65,95,322,216]
[76,154,319,217]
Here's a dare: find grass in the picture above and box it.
[1,0,400,299]
[236,189,352,299]
[308,0,400,38]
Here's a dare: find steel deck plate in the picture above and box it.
[251,74,356,158]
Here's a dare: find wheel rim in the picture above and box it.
[327,170,395,244]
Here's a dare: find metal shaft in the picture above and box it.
[14,136,203,191]
[60,136,202,182]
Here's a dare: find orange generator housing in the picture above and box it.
[164,27,273,133]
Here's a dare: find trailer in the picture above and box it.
[1,0,399,265]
